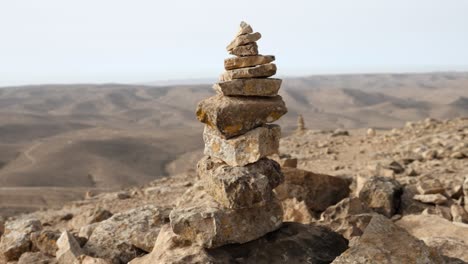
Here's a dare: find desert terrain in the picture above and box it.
[0,72,467,217]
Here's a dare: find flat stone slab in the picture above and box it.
[214,78,281,97]
[197,156,283,208]
[229,42,258,57]
[224,55,275,70]
[226,32,261,51]
[196,94,287,139]
[170,184,283,248]
[220,63,276,81]
[203,124,280,166]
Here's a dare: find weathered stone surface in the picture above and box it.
[220,63,276,81]
[131,222,348,264]
[31,230,60,256]
[203,124,280,166]
[83,205,169,263]
[18,251,57,264]
[0,218,42,261]
[275,167,350,212]
[197,156,283,209]
[80,255,112,264]
[213,78,281,97]
[451,204,468,223]
[224,55,275,70]
[169,184,283,248]
[319,198,374,239]
[417,178,445,194]
[358,176,402,217]
[413,193,448,205]
[397,214,468,262]
[69,207,113,231]
[56,231,83,264]
[236,21,253,37]
[229,42,258,56]
[332,214,444,264]
[281,198,314,224]
[196,94,287,139]
[226,32,261,51]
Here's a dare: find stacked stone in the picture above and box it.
[169,22,288,249]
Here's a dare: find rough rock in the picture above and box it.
[220,63,276,81]
[229,42,258,56]
[203,124,280,166]
[413,193,448,205]
[197,156,283,209]
[169,184,283,248]
[224,55,275,70]
[226,32,261,51]
[358,176,402,217]
[56,231,83,264]
[31,230,60,256]
[451,204,468,223]
[422,205,453,221]
[332,214,444,263]
[80,255,112,264]
[397,214,468,262]
[0,218,42,261]
[69,207,113,230]
[319,198,374,239]
[83,205,169,263]
[275,167,350,212]
[417,178,446,195]
[196,94,287,139]
[281,198,315,224]
[213,78,281,97]
[130,223,348,264]
[236,21,253,37]
[18,251,57,264]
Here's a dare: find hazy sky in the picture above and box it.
[1,0,467,86]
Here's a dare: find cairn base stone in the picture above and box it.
[197,156,283,209]
[169,184,283,249]
[214,78,281,97]
[220,63,277,81]
[196,94,287,139]
[203,124,280,166]
[224,55,275,70]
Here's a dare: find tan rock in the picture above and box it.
[220,63,276,81]
[451,204,468,223]
[0,218,42,261]
[282,198,314,224]
[275,167,350,212]
[397,214,468,262]
[224,55,275,70]
[213,78,281,97]
[169,184,283,248]
[236,21,253,37]
[413,193,448,205]
[332,214,444,263]
[226,32,261,51]
[80,255,112,264]
[18,252,57,264]
[196,94,287,139]
[197,156,283,209]
[229,42,258,56]
[56,231,83,264]
[203,124,280,166]
[417,178,445,194]
[30,230,60,256]
[358,176,402,217]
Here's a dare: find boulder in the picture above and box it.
[397,214,468,262]
[220,63,276,81]
[196,94,287,139]
[224,55,275,70]
[83,205,170,263]
[56,231,83,264]
[130,223,348,264]
[18,252,57,264]
[0,218,42,261]
[226,32,261,51]
[203,124,280,166]
[229,42,258,56]
[31,230,60,256]
[197,156,283,209]
[358,176,402,217]
[169,184,283,248]
[332,214,444,263]
[213,78,281,97]
[275,167,350,212]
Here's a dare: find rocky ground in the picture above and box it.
[0,117,467,263]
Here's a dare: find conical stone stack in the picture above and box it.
[169,22,288,249]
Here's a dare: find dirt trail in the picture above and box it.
[23,141,42,167]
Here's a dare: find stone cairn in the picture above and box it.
[296,114,305,134]
[169,21,288,248]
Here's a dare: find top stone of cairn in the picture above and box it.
[236,21,253,37]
